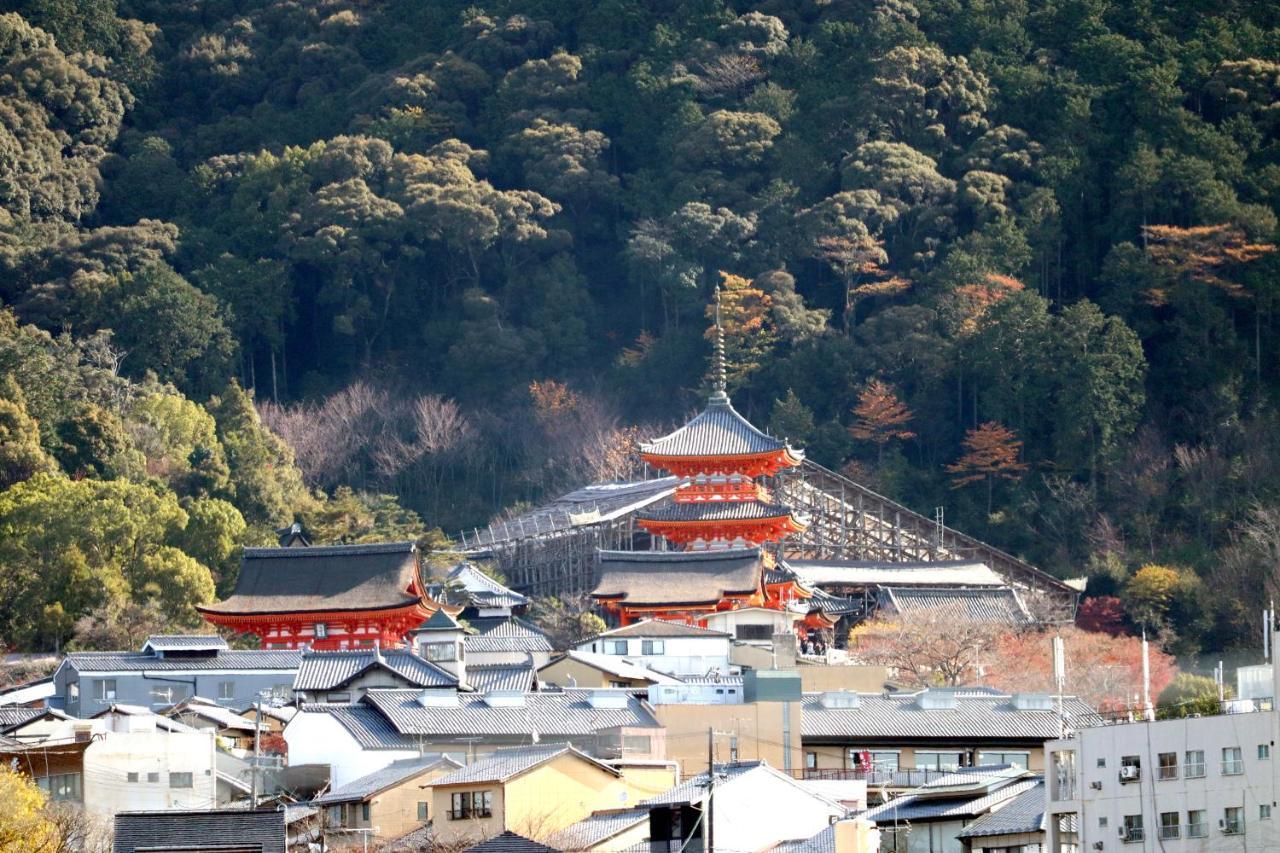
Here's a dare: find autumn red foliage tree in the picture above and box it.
[850,378,915,463]
[947,421,1029,512]
[1076,596,1127,636]
[1141,223,1275,304]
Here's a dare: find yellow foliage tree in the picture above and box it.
[0,766,60,853]
[707,272,777,392]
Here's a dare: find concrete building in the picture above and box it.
[1045,663,1280,853]
[314,755,460,843]
[538,651,682,689]
[53,635,301,717]
[575,620,733,678]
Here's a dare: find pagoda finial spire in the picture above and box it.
[711,284,729,404]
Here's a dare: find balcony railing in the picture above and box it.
[1187,823,1208,838]
[1160,826,1180,840]
[790,768,951,787]
[1223,821,1244,835]
[1157,765,1178,780]
[1123,828,1145,843]
[1185,762,1205,778]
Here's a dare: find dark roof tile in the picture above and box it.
[641,398,795,458]
[593,548,763,606]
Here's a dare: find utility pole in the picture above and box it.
[704,727,715,853]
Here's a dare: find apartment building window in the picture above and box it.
[849,750,899,772]
[1262,804,1272,820]
[127,772,139,783]
[915,752,964,771]
[37,773,81,802]
[169,772,193,789]
[1222,746,1244,775]
[1185,749,1205,778]
[1051,750,1076,801]
[1157,752,1178,780]
[94,679,116,702]
[603,640,628,655]
[218,681,235,700]
[641,640,664,655]
[1187,810,1208,837]
[1224,806,1244,834]
[1159,812,1180,840]
[417,802,428,821]
[1260,743,1271,760]
[1119,755,1141,783]
[978,751,1029,769]
[623,735,652,754]
[1122,814,1144,843]
[147,772,159,783]
[449,791,493,819]
[1098,817,1108,828]
[1096,757,1106,768]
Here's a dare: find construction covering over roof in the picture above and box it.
[199,542,422,616]
[641,397,796,459]
[432,743,618,787]
[293,648,456,691]
[464,617,553,653]
[801,691,1092,742]
[593,548,763,606]
[879,586,1032,624]
[785,560,1005,589]
[314,756,460,805]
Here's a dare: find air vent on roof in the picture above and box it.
[916,690,958,710]
[417,690,460,708]
[482,690,526,708]
[818,691,861,710]
[1012,692,1054,711]
[586,690,630,709]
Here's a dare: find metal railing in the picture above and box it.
[1187,822,1208,838]
[1222,759,1244,776]
[789,767,952,787]
[1123,828,1144,843]
[1159,825,1180,840]
[1185,761,1205,778]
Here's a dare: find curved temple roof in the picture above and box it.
[641,396,802,461]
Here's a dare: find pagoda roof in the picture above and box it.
[638,501,800,523]
[593,547,763,606]
[198,542,422,617]
[640,396,801,460]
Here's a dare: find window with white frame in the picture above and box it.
[1159,811,1180,840]
[978,751,1029,768]
[94,679,116,702]
[1224,806,1244,834]
[218,681,235,700]
[1262,804,1272,820]
[169,772,193,789]
[1187,810,1207,838]
[1122,814,1144,843]
[914,752,964,771]
[1260,743,1271,760]
[1185,749,1205,778]
[641,639,664,655]
[424,642,456,662]
[1157,752,1178,780]
[603,640,628,655]
[1222,746,1244,775]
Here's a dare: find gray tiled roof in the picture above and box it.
[0,707,46,728]
[432,744,615,787]
[64,649,302,673]
[466,663,536,693]
[641,397,795,458]
[142,635,229,652]
[314,756,460,805]
[593,620,730,640]
[800,692,1094,741]
[308,704,418,750]
[861,776,1040,823]
[464,618,553,653]
[294,649,456,691]
[641,761,769,806]
[638,501,800,522]
[539,652,681,684]
[593,548,763,606]
[879,586,1032,624]
[550,808,650,851]
[465,831,557,853]
[113,809,286,853]
[957,780,1046,838]
[363,688,661,737]
[448,564,528,608]
[200,542,421,616]
[774,824,835,853]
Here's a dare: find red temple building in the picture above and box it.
[198,541,455,650]
[594,293,820,628]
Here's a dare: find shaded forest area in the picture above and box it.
[1,0,1280,659]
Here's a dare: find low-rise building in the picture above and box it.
[53,635,300,717]
[166,696,259,750]
[538,651,681,689]
[550,808,652,852]
[575,620,732,678]
[114,809,288,853]
[956,780,1052,852]
[315,755,460,843]
[292,647,458,704]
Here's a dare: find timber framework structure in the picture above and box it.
[457,460,1079,622]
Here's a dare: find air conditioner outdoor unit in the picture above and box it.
[1119,765,1140,781]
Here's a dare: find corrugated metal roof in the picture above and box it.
[550,808,650,851]
[293,649,456,691]
[786,560,1005,589]
[593,548,763,605]
[593,620,730,640]
[860,776,1040,823]
[540,652,682,684]
[466,663,536,693]
[800,692,1094,741]
[641,398,794,458]
[200,542,421,616]
[65,649,302,672]
[957,780,1046,838]
[142,635,229,652]
[449,564,528,608]
[113,809,286,853]
[465,831,557,853]
[639,501,800,522]
[879,587,1032,624]
[464,617,553,653]
[363,688,661,737]
[314,756,460,804]
[432,743,618,787]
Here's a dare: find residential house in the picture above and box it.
[284,688,665,787]
[538,651,681,689]
[241,702,297,735]
[167,696,259,749]
[575,620,732,678]
[642,761,846,853]
[292,647,458,704]
[860,767,1039,853]
[429,744,670,846]
[315,756,460,843]
[114,809,287,853]
[702,606,794,645]
[550,808,652,852]
[956,780,1051,852]
[0,676,55,707]
[53,635,301,717]
[463,617,555,669]
[1044,663,1280,853]
[775,818,882,853]
[0,706,72,741]
[801,688,1093,784]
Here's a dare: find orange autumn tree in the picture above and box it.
[1141,223,1275,304]
[706,272,777,391]
[947,421,1029,513]
[943,273,1025,337]
[850,378,915,463]
[815,234,909,330]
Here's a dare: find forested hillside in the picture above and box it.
[0,0,1278,658]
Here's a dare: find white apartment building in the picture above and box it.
[576,620,733,678]
[1045,657,1280,852]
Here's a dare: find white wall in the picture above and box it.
[284,710,420,788]
[713,769,844,852]
[84,730,216,816]
[577,635,731,677]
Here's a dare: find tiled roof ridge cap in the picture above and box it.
[243,541,417,557]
